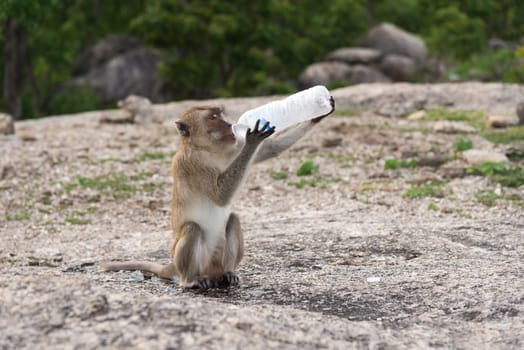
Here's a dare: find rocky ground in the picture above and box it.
[1,83,523,349]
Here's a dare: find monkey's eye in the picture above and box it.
[211,113,219,119]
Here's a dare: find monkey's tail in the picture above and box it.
[100,260,178,280]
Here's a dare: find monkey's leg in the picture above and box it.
[173,222,215,289]
[221,213,244,287]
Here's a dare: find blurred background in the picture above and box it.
[1,0,523,120]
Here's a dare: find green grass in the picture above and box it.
[100,151,175,164]
[404,184,446,199]
[270,170,289,180]
[482,125,524,144]
[65,217,91,225]
[476,189,524,207]
[296,160,319,176]
[468,162,524,188]
[40,196,52,205]
[64,173,163,199]
[289,177,341,189]
[426,108,485,129]
[428,202,439,211]
[426,108,524,145]
[5,211,31,221]
[507,148,524,161]
[384,158,419,170]
[132,151,173,162]
[476,189,501,206]
[132,171,155,180]
[455,137,473,152]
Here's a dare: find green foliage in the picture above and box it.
[427,108,484,123]
[48,87,103,115]
[482,126,524,145]
[426,108,485,131]
[64,172,162,199]
[476,189,501,206]
[476,189,524,207]
[384,158,419,170]
[296,160,319,176]
[130,0,367,99]
[468,162,524,187]
[270,171,289,180]
[428,202,439,211]
[452,49,521,82]
[3,1,524,117]
[455,138,473,152]
[65,217,91,225]
[5,210,31,221]
[404,183,445,199]
[426,6,485,59]
[289,177,341,189]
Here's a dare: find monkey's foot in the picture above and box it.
[220,271,240,287]
[189,276,218,290]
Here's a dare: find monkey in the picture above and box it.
[102,98,335,289]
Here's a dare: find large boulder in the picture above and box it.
[346,64,391,84]
[360,23,427,67]
[299,62,353,87]
[299,62,390,87]
[73,35,143,76]
[379,54,418,81]
[56,35,173,108]
[67,47,170,104]
[326,47,382,65]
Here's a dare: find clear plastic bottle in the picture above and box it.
[233,85,333,138]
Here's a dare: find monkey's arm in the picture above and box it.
[212,120,275,206]
[254,121,312,163]
[253,96,335,163]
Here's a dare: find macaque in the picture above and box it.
[103,99,334,289]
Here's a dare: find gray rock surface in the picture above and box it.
[0,113,15,134]
[73,35,143,76]
[299,62,391,88]
[1,83,522,349]
[298,61,353,87]
[433,121,477,134]
[69,47,168,104]
[460,149,509,165]
[346,64,392,84]
[329,82,524,117]
[486,114,520,128]
[360,23,428,67]
[517,101,524,124]
[117,95,154,124]
[326,47,383,64]
[379,54,418,81]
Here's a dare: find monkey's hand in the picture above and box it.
[312,96,335,123]
[246,119,276,145]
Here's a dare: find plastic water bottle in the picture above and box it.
[232,85,333,138]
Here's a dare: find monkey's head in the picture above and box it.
[175,106,236,151]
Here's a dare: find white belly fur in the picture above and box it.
[185,197,231,252]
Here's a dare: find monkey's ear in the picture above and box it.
[175,121,190,137]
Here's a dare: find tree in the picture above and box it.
[2,17,26,119]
